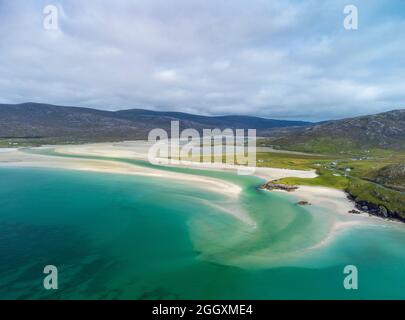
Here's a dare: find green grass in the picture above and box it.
[0,139,42,148]
[256,152,329,170]
[286,137,361,155]
[256,147,405,216]
[277,169,349,190]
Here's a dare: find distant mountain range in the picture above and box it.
[0,102,404,151]
[0,102,310,142]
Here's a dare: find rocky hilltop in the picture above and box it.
[265,109,405,151]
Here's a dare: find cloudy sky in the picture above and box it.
[0,0,404,121]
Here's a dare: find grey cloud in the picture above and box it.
[0,0,404,121]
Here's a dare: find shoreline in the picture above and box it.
[270,185,402,226]
[2,141,401,267]
[0,149,242,198]
[53,141,319,181]
[0,141,388,231]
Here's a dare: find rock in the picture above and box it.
[260,181,299,192]
[349,209,361,214]
[346,192,405,223]
[379,206,389,218]
[296,201,311,206]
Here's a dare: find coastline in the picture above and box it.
[0,141,386,235]
[2,140,403,273]
[50,142,368,224]
[0,148,242,198]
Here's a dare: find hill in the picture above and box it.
[0,102,310,145]
[264,109,405,153]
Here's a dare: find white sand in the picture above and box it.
[0,148,18,153]
[271,185,386,251]
[54,141,318,181]
[0,141,371,231]
[0,149,241,199]
[287,186,358,217]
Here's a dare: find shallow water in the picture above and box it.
[1,152,405,299]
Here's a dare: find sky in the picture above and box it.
[0,0,404,121]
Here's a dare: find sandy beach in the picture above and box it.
[273,186,377,250]
[52,142,360,219]
[0,147,241,198]
[53,141,318,180]
[1,140,397,273]
[0,141,375,233]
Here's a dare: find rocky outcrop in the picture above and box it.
[260,182,298,192]
[347,193,405,222]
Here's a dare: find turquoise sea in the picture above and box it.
[1,151,405,299]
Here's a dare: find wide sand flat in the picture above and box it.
[1,141,392,265]
[0,141,378,232]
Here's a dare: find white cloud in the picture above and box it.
[154,69,178,83]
